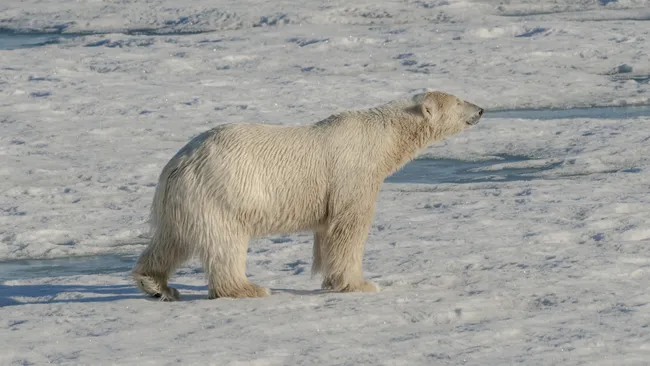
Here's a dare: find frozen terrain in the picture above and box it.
[1,0,650,364]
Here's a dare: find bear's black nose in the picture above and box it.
[478,108,484,116]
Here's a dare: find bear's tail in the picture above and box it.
[148,164,174,236]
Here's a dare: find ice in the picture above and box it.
[2,0,650,364]
[0,254,137,282]
[0,31,71,50]
[486,105,650,120]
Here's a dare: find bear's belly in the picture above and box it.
[230,175,328,236]
[195,155,329,237]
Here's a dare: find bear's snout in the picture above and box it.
[464,102,483,126]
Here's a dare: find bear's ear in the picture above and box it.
[419,93,440,120]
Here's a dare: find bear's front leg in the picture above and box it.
[319,206,378,293]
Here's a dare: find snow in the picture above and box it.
[1,0,650,364]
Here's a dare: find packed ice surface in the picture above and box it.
[1,0,650,364]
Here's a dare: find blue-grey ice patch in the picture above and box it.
[0,31,72,50]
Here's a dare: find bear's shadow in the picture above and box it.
[270,288,329,296]
[0,283,329,307]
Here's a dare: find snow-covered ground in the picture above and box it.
[2,0,650,364]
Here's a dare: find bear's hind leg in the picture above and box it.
[133,272,180,302]
[201,231,270,299]
[132,235,191,301]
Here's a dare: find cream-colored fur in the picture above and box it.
[132,91,483,301]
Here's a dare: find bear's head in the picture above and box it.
[412,91,483,135]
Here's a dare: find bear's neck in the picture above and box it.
[382,109,436,176]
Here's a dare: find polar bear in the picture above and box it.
[132,91,483,301]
